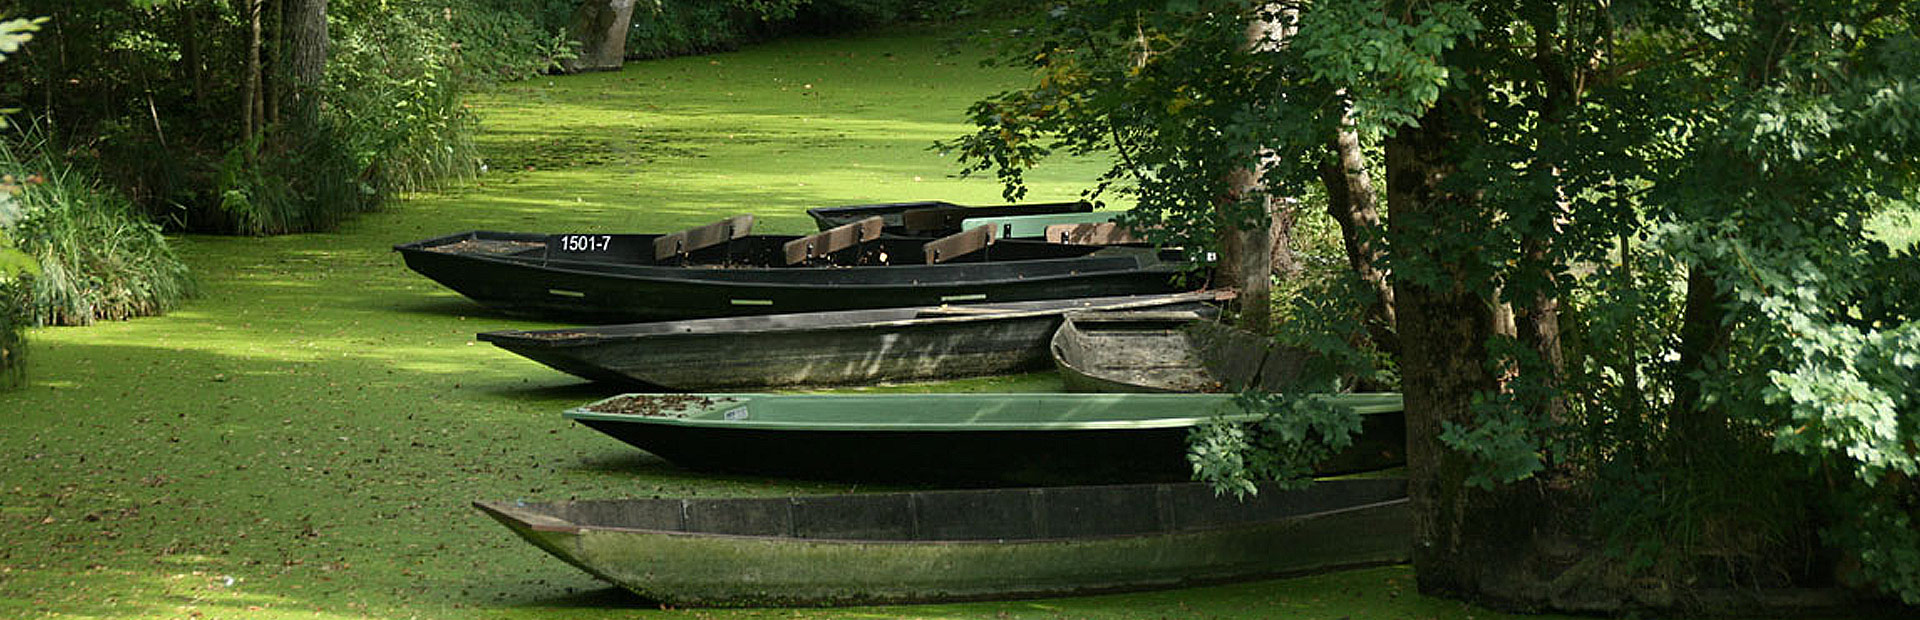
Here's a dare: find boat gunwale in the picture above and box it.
[472,495,1409,545]
[561,392,1406,432]
[477,292,1228,348]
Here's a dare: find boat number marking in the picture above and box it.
[547,289,587,298]
[730,299,774,306]
[940,294,987,302]
[723,407,749,420]
[558,235,615,253]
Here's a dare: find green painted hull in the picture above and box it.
[476,478,1410,607]
[564,393,1405,483]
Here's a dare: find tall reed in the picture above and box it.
[1,123,193,326]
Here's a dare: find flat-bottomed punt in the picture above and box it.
[474,478,1411,607]
[565,393,1405,483]
[1051,311,1319,393]
[479,292,1225,390]
[394,226,1188,322]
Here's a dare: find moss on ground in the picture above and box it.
[0,28,1846,620]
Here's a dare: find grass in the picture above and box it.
[0,27,1877,620]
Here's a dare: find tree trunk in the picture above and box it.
[283,0,327,133]
[1221,168,1277,333]
[1317,105,1396,353]
[1216,3,1303,334]
[181,4,207,106]
[266,0,283,128]
[561,0,637,73]
[244,0,263,155]
[1387,71,1584,610]
[1514,9,1573,420]
[1389,97,1498,596]
[1671,265,1730,446]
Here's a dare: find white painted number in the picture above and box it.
[559,235,614,252]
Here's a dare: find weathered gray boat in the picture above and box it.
[474,477,1410,607]
[564,392,1405,483]
[1051,311,1320,393]
[477,292,1226,390]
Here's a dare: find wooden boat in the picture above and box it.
[806,200,1092,237]
[1051,311,1320,393]
[473,478,1410,607]
[393,218,1190,323]
[563,393,1405,483]
[478,292,1226,391]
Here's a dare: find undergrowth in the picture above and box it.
[1,123,192,325]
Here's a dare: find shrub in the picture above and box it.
[0,188,32,389]
[1,124,192,326]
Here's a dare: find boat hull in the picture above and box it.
[475,478,1410,607]
[479,293,1222,390]
[566,393,1406,484]
[1053,312,1320,393]
[396,231,1188,322]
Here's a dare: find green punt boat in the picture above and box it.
[564,393,1405,484]
[474,478,1410,607]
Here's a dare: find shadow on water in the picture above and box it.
[485,380,620,405]
[387,295,506,320]
[507,586,661,611]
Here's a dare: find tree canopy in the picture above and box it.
[952,0,1920,609]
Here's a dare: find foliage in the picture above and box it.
[330,1,491,196]
[624,0,772,59]
[0,121,192,326]
[964,0,1920,607]
[1271,268,1396,389]
[0,12,41,388]
[1188,391,1364,497]
[936,1,1285,264]
[0,0,553,234]
[442,1,576,82]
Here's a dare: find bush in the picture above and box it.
[0,189,31,389]
[329,2,488,196]
[1,124,192,326]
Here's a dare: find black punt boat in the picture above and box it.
[394,220,1191,323]
[478,292,1226,390]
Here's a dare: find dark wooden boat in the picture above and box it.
[478,292,1226,390]
[806,200,1093,237]
[473,478,1410,607]
[564,393,1405,483]
[1051,311,1320,393]
[393,223,1190,323]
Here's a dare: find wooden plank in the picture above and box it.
[923,225,996,264]
[1045,222,1142,245]
[782,216,884,265]
[901,205,969,234]
[1066,310,1207,323]
[654,215,755,260]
